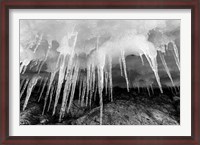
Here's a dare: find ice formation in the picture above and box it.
[20,20,180,124]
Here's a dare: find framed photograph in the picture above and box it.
[1,0,199,144]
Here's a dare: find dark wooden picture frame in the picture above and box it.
[1,0,199,144]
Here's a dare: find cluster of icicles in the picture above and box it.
[20,22,180,125]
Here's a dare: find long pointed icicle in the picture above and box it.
[20,78,26,91]
[35,61,42,72]
[20,61,29,74]
[119,57,123,76]
[20,64,24,74]
[137,84,140,93]
[58,31,78,117]
[121,50,129,92]
[98,66,104,125]
[42,72,57,114]
[23,76,40,110]
[78,77,83,104]
[85,65,91,106]
[140,55,144,65]
[20,60,30,74]
[20,79,29,99]
[48,84,55,111]
[143,53,163,93]
[108,56,113,102]
[150,84,154,94]
[94,81,98,101]
[37,79,43,94]
[56,54,61,68]
[151,56,163,93]
[37,61,45,74]
[171,42,180,71]
[153,69,163,93]
[33,33,43,53]
[59,57,75,120]
[66,63,79,113]
[159,52,175,87]
[104,71,108,96]
[53,55,66,115]
[147,86,150,96]
[38,78,48,102]
[81,77,87,107]
[92,67,96,94]
[89,65,95,107]
[22,66,28,74]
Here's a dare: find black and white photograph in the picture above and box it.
[20,19,180,125]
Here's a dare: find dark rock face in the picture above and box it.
[67,100,89,118]
[20,103,41,125]
[20,98,90,125]
[72,99,179,125]
[20,87,180,125]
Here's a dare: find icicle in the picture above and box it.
[150,84,154,94]
[53,55,67,116]
[66,63,79,113]
[94,81,98,101]
[108,56,113,102]
[143,53,153,69]
[104,71,108,96]
[20,78,26,91]
[78,77,83,104]
[121,50,129,92]
[137,84,140,93]
[35,61,42,72]
[147,86,150,96]
[81,77,87,107]
[42,72,57,115]
[159,51,175,87]
[140,54,144,65]
[20,79,29,99]
[143,53,163,93]
[152,69,163,93]
[20,64,24,74]
[119,57,123,76]
[38,60,45,74]
[38,78,48,102]
[171,42,180,71]
[56,54,61,68]
[85,65,91,106]
[59,61,75,119]
[170,86,175,95]
[20,60,30,74]
[37,79,43,94]
[97,66,104,125]
[48,84,55,111]
[173,86,178,94]
[22,66,28,74]
[33,33,43,53]
[38,58,48,74]
[92,66,96,94]
[59,56,77,120]
[89,65,94,107]
[38,41,52,74]
[23,76,40,110]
